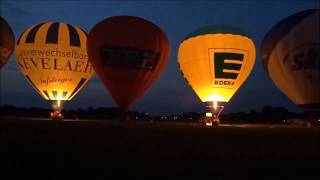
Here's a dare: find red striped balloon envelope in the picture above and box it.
[88,16,170,112]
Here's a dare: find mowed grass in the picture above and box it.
[0,118,319,179]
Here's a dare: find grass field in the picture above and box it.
[0,118,319,179]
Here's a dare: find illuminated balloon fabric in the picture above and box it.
[88,16,170,111]
[178,25,256,104]
[0,16,15,69]
[15,22,94,101]
[261,9,320,111]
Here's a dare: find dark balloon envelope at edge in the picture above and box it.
[0,16,15,69]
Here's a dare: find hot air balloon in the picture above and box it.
[87,16,170,114]
[0,16,15,69]
[261,9,320,118]
[178,25,256,125]
[15,22,94,119]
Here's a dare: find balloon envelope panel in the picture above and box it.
[88,16,170,111]
[15,22,94,101]
[178,25,256,103]
[0,16,15,69]
[261,9,320,110]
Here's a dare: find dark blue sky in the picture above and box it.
[0,0,319,115]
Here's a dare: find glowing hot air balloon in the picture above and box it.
[178,25,256,124]
[15,22,94,119]
[261,9,320,115]
[0,16,15,69]
[88,16,170,113]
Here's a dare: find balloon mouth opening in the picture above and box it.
[52,100,64,113]
[207,105,224,118]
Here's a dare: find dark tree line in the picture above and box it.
[0,105,312,124]
[152,106,307,124]
[0,105,151,121]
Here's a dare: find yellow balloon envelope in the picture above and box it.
[178,25,256,105]
[15,22,94,103]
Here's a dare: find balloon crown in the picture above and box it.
[184,24,248,40]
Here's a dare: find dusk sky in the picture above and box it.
[0,0,319,115]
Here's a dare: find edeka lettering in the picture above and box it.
[214,80,234,86]
[17,57,93,74]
